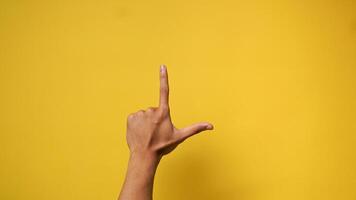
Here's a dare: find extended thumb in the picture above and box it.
[177,122,213,141]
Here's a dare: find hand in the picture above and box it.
[126,65,214,159]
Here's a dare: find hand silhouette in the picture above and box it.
[126,65,214,158]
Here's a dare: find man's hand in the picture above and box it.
[119,65,213,200]
[126,65,213,158]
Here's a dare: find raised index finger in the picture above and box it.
[159,65,169,109]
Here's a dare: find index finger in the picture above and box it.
[159,65,169,109]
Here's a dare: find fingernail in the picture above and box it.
[160,65,166,73]
[206,124,214,130]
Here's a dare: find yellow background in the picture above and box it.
[1,0,355,199]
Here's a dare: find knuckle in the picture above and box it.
[137,110,145,115]
[157,108,169,119]
[160,106,169,114]
[160,87,169,93]
[127,113,135,120]
[146,107,156,113]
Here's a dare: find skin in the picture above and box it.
[118,65,214,200]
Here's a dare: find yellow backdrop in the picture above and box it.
[1,0,355,200]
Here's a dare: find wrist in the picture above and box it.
[129,150,161,167]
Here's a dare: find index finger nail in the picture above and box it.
[160,65,166,73]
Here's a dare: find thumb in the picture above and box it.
[176,122,214,142]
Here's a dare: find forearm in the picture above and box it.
[119,152,161,200]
